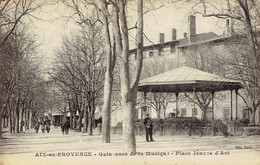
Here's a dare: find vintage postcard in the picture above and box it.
[0,0,260,165]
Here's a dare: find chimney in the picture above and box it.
[188,15,196,43]
[226,19,230,37]
[159,33,165,43]
[172,28,177,40]
[184,32,187,38]
[226,18,234,37]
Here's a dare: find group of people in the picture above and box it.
[34,118,70,135]
[34,116,152,140]
[34,118,51,133]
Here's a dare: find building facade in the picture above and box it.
[124,15,259,124]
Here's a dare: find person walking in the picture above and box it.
[144,114,154,142]
[35,121,40,133]
[61,123,65,135]
[64,119,70,134]
[41,120,46,133]
[46,118,51,133]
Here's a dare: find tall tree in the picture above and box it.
[99,0,116,143]
[116,0,143,153]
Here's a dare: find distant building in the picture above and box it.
[123,15,259,124]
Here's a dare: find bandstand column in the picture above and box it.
[212,91,215,120]
[175,92,179,118]
[235,89,238,120]
[230,90,233,120]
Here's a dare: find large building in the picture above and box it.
[108,15,260,125]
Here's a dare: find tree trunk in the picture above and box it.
[73,111,77,129]
[83,107,88,133]
[30,112,34,129]
[12,109,15,134]
[9,111,12,134]
[87,113,93,136]
[78,110,83,132]
[24,110,27,130]
[121,0,143,153]
[25,110,28,130]
[249,109,256,125]
[108,0,143,153]
[0,113,2,139]
[156,106,161,119]
[101,68,113,142]
[202,109,207,120]
[115,0,136,153]
[3,115,6,128]
[20,105,24,132]
[7,115,9,127]
[69,102,73,128]
[122,100,136,153]
[87,103,93,136]
[16,109,19,133]
[101,0,114,144]
[0,46,3,139]
[16,95,20,133]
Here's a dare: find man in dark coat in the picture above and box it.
[144,114,154,142]
[64,119,70,134]
[61,123,65,135]
[41,120,46,133]
[45,119,51,133]
[35,121,40,133]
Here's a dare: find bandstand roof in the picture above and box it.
[138,66,243,93]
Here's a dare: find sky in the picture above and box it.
[29,1,227,71]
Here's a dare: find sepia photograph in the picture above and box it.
[0,0,260,164]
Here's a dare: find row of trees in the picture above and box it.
[0,0,48,139]
[50,19,106,135]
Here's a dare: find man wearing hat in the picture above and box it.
[144,114,154,142]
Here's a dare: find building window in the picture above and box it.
[192,108,197,117]
[168,112,176,118]
[171,45,176,53]
[180,48,186,55]
[135,53,137,60]
[205,107,213,120]
[242,108,249,120]
[181,108,186,117]
[143,52,146,59]
[149,51,153,57]
[158,47,164,56]
[223,107,230,120]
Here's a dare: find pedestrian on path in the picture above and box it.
[41,120,46,133]
[61,123,65,135]
[46,118,51,133]
[144,114,154,142]
[34,121,40,133]
[64,119,70,134]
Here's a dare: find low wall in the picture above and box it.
[111,118,257,137]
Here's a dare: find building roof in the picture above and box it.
[177,35,230,48]
[178,31,260,48]
[129,32,219,54]
[138,66,243,93]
